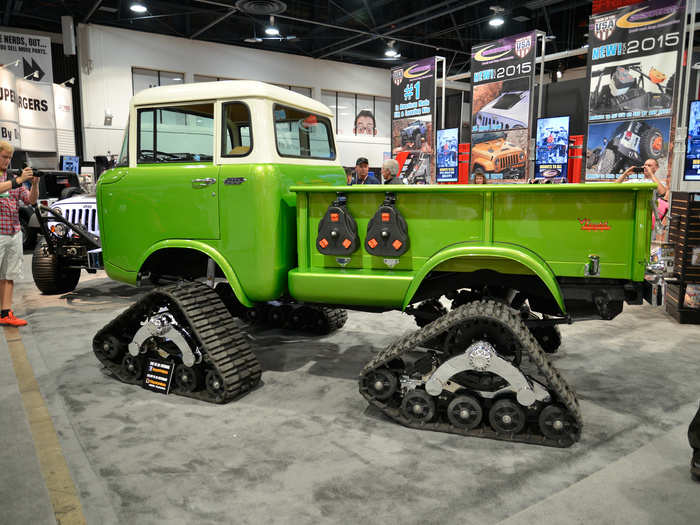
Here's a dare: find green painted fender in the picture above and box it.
[401,242,566,313]
[139,240,253,307]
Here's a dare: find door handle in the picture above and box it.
[191,178,216,189]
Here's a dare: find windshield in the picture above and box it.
[474,132,506,143]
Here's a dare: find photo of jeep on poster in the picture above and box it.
[472,77,531,134]
[470,128,528,183]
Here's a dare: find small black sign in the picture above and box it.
[144,359,174,395]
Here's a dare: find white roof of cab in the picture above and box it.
[130,80,332,117]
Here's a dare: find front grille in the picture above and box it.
[499,153,522,169]
[49,205,100,236]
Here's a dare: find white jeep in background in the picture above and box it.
[32,193,102,294]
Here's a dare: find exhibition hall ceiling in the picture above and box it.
[3,0,593,75]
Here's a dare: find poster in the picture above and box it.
[470,31,536,183]
[535,116,570,182]
[436,128,458,182]
[0,69,20,147]
[585,0,685,182]
[684,100,700,181]
[16,78,57,152]
[391,57,436,184]
[0,31,53,83]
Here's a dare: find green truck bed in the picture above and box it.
[289,183,655,315]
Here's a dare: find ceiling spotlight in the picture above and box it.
[23,71,40,80]
[130,3,147,13]
[59,77,75,86]
[556,69,562,79]
[0,59,20,71]
[385,40,400,58]
[489,6,505,27]
[265,16,280,36]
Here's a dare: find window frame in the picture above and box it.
[220,101,254,158]
[136,103,216,165]
[272,103,336,161]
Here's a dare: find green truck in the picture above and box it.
[91,81,655,447]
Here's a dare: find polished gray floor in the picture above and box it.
[2,256,699,525]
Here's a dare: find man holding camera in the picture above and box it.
[0,141,39,327]
[615,158,667,197]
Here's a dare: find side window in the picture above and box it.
[221,102,252,157]
[273,104,335,160]
[117,118,129,166]
[137,103,214,163]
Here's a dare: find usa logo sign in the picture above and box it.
[593,15,616,42]
[514,36,532,59]
[392,68,403,86]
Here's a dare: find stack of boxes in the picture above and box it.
[665,192,700,323]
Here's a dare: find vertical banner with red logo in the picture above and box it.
[391,57,436,184]
[585,0,685,182]
[470,31,536,183]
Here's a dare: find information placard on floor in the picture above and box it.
[144,359,174,395]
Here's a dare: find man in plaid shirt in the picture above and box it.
[0,141,39,326]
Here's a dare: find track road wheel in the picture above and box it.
[401,390,436,423]
[98,335,126,361]
[538,404,577,443]
[32,238,81,294]
[447,395,483,430]
[121,354,144,381]
[363,368,397,401]
[174,364,200,393]
[205,369,225,399]
[489,399,526,434]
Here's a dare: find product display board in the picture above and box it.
[436,128,459,182]
[585,0,685,182]
[391,57,436,184]
[470,31,536,183]
[0,30,54,83]
[535,116,570,182]
[684,100,700,181]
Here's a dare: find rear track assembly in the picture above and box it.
[360,300,581,447]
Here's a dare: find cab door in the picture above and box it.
[100,102,219,272]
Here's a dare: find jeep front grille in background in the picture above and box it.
[49,205,100,236]
[498,153,520,169]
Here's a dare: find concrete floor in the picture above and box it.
[2,255,699,524]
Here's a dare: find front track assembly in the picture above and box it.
[360,300,581,447]
[93,282,261,403]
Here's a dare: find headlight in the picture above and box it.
[51,207,62,216]
[52,223,68,237]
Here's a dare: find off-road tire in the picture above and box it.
[20,218,37,250]
[32,238,81,294]
[640,127,664,160]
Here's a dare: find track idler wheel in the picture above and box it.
[205,369,225,399]
[401,390,436,423]
[363,368,397,401]
[174,364,200,393]
[447,395,483,430]
[489,398,526,434]
[538,404,576,442]
[121,354,144,381]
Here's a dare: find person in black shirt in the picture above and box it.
[351,157,379,185]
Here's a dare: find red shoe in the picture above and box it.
[0,311,28,327]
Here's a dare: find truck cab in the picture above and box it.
[97,81,344,305]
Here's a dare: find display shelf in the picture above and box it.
[664,279,700,324]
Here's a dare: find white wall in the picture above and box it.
[77,23,391,166]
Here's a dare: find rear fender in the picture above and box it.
[402,243,565,313]
[139,240,252,307]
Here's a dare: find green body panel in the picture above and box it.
[289,183,655,312]
[98,162,345,304]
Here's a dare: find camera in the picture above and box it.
[632,166,645,174]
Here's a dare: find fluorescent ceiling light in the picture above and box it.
[489,16,504,27]
[130,3,147,13]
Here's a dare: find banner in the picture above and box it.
[16,78,56,152]
[0,69,20,147]
[685,100,700,181]
[391,57,436,184]
[0,31,53,83]
[470,31,536,183]
[535,116,570,182]
[585,0,685,182]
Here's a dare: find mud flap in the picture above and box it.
[365,193,409,257]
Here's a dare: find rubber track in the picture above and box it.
[93,282,261,403]
[359,300,581,447]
